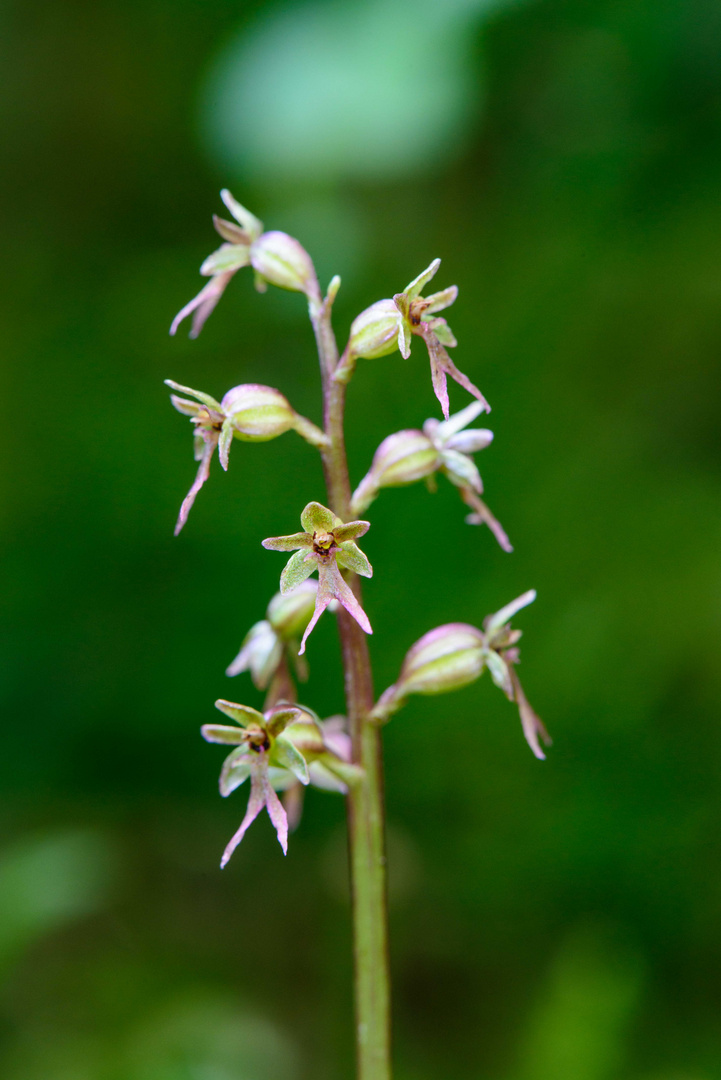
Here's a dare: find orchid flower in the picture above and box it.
[262,502,372,654]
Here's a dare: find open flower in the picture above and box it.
[348,259,489,420]
[170,190,317,337]
[167,380,327,534]
[202,700,361,864]
[262,502,372,654]
[372,590,550,759]
[350,401,512,551]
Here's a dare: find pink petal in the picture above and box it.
[263,772,289,854]
[322,560,372,636]
[169,271,236,338]
[174,431,219,536]
[220,763,266,867]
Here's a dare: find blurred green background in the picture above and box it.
[3,0,721,1076]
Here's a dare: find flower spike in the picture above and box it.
[263,502,372,654]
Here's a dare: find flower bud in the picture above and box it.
[396,623,486,696]
[221,384,297,441]
[226,620,282,688]
[351,430,440,513]
[250,231,316,294]
[348,299,401,359]
[267,581,318,641]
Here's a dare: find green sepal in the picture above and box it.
[265,707,302,737]
[484,590,537,637]
[218,417,234,471]
[213,214,250,245]
[219,747,252,796]
[333,520,370,543]
[423,284,457,314]
[200,243,250,277]
[220,189,263,240]
[214,700,264,727]
[301,501,338,533]
[164,380,222,413]
[272,734,310,785]
[441,449,482,493]
[319,753,364,788]
[170,394,203,418]
[337,541,372,578]
[426,318,457,348]
[262,532,310,552]
[404,258,441,299]
[484,649,513,699]
[280,550,317,594]
[201,724,247,745]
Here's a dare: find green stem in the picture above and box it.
[310,286,392,1080]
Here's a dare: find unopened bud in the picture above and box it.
[352,430,440,514]
[348,299,401,359]
[373,623,485,721]
[250,231,316,294]
[221,384,298,441]
[267,581,317,641]
[226,620,282,688]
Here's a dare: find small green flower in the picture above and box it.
[170,190,317,337]
[262,502,372,654]
[202,700,359,865]
[166,380,326,534]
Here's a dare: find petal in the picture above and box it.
[510,669,551,761]
[422,284,458,314]
[484,650,514,699]
[164,379,222,413]
[200,243,250,277]
[445,429,494,454]
[333,519,370,543]
[441,449,483,493]
[273,733,310,785]
[484,590,536,635]
[321,560,372,636]
[218,417,234,471]
[219,747,253,796]
[174,431,218,536]
[262,770,289,854]
[300,501,337,533]
[262,532,311,552]
[428,341,450,420]
[336,540,373,578]
[169,271,236,338]
[214,699,265,727]
[213,214,251,245]
[220,764,267,867]
[434,400,486,442]
[461,488,514,553]
[298,590,332,655]
[220,189,264,240]
[404,257,441,299]
[201,724,247,745]
[280,550,318,594]
[169,394,203,418]
[425,317,457,348]
[397,316,412,360]
[265,707,303,737]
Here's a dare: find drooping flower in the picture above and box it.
[347,259,489,420]
[166,380,327,534]
[350,401,512,551]
[170,190,317,337]
[262,502,372,654]
[202,700,361,865]
[372,590,550,759]
[226,580,319,695]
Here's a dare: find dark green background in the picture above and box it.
[3,0,721,1077]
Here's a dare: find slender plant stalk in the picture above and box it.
[310,293,392,1080]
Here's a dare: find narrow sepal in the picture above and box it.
[441,449,483,493]
[219,747,252,796]
[461,489,514,552]
[434,400,486,441]
[423,284,457,314]
[280,550,317,594]
[200,243,250,277]
[300,501,337,533]
[333,519,370,543]
[220,189,263,239]
[218,417,234,471]
[170,394,203,418]
[336,541,373,578]
[273,733,310,785]
[213,214,250,245]
[262,532,311,552]
[174,431,218,536]
[164,380,222,413]
[265,707,302,737]
[404,258,441,299]
[214,700,264,727]
[484,590,537,636]
[484,650,514,699]
[201,724,247,745]
[169,271,235,338]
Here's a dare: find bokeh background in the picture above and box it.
[3,0,721,1076]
